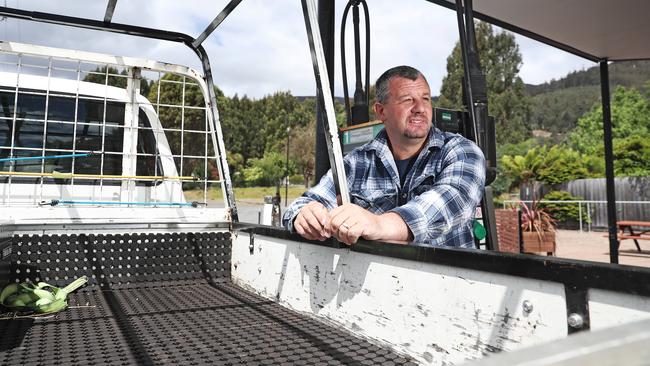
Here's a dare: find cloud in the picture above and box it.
[516,35,595,85]
[0,0,600,99]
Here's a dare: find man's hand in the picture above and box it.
[294,201,330,241]
[328,204,412,245]
[328,203,380,245]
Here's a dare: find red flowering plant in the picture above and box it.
[516,198,557,237]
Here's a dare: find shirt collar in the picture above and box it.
[362,125,445,158]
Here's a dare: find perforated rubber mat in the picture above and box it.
[0,232,417,365]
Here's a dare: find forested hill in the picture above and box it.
[526,61,650,96]
[527,60,650,133]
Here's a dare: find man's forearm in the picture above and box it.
[375,212,413,243]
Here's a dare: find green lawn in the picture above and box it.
[184,185,306,204]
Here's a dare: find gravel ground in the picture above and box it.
[555,229,650,267]
[205,200,265,224]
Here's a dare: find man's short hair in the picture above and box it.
[375,65,427,104]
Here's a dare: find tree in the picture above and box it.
[529,86,600,133]
[437,21,530,144]
[288,122,316,187]
[259,91,313,154]
[613,135,650,176]
[219,94,266,164]
[535,146,595,185]
[227,150,245,186]
[84,66,152,97]
[83,66,127,88]
[243,151,295,187]
[570,86,650,156]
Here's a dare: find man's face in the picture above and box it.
[374,75,432,147]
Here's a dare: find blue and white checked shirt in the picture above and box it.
[282,127,486,248]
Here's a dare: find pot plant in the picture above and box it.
[518,199,557,255]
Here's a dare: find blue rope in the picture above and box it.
[46,200,201,207]
[0,152,94,163]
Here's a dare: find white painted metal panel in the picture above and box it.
[466,318,650,366]
[589,289,650,331]
[1,206,229,226]
[231,233,568,365]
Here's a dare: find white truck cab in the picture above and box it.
[0,41,230,225]
[0,71,181,205]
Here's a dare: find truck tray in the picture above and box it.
[0,231,415,365]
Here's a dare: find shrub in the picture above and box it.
[242,152,296,187]
[289,174,303,185]
[538,190,587,223]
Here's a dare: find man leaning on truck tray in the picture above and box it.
[282,65,485,248]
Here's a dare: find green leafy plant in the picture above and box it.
[500,145,597,190]
[242,152,296,187]
[539,190,587,223]
[613,135,650,177]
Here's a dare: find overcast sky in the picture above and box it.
[0,0,594,99]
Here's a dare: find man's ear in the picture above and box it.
[373,102,384,119]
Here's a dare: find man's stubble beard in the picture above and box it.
[403,122,431,139]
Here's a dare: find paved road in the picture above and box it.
[206,200,280,225]
[234,202,265,224]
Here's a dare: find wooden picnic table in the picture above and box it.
[616,220,650,252]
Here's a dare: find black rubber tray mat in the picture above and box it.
[0,280,417,365]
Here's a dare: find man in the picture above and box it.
[282,65,485,248]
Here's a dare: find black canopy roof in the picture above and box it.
[429,0,650,62]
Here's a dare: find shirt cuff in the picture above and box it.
[390,205,429,244]
[282,206,300,232]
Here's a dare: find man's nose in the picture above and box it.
[412,98,426,113]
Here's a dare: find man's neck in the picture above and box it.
[389,137,427,160]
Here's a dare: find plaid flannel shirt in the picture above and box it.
[282,127,485,248]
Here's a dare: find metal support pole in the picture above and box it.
[103,0,118,23]
[454,0,497,250]
[314,0,335,184]
[302,0,350,204]
[285,126,290,207]
[600,61,618,264]
[122,67,141,204]
[578,202,583,232]
[192,0,243,48]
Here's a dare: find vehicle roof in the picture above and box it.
[0,71,130,101]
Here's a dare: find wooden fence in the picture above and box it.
[518,177,650,230]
